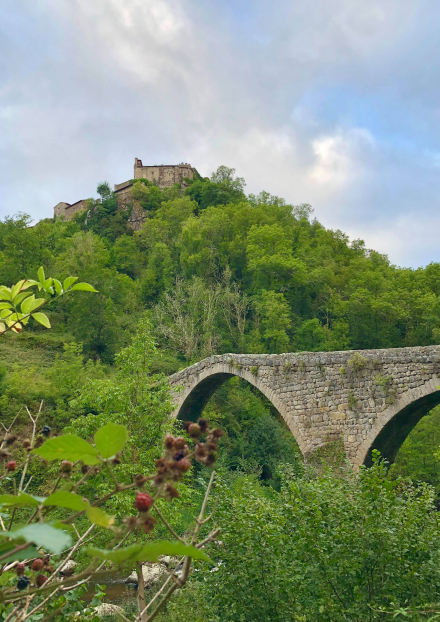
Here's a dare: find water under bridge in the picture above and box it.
[169,346,440,469]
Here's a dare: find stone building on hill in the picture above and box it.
[53,159,198,229]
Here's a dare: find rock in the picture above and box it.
[94,603,125,617]
[59,560,77,576]
[125,563,166,587]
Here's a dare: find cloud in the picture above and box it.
[0,0,439,267]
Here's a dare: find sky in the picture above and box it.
[0,0,439,268]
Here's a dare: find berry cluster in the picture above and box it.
[127,418,222,535]
[15,556,53,591]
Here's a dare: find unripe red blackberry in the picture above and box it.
[23,439,31,449]
[176,458,191,472]
[164,435,175,449]
[198,418,208,433]
[135,492,153,512]
[16,563,25,576]
[60,460,72,474]
[188,423,201,438]
[212,428,223,438]
[173,450,185,461]
[165,484,180,499]
[6,460,16,471]
[173,437,186,450]
[31,558,44,571]
[36,574,47,587]
[141,515,157,534]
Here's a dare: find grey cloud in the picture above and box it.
[1,0,439,267]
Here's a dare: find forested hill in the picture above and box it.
[2,165,440,366]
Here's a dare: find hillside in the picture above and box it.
[1,165,440,483]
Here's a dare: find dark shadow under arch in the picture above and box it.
[176,373,236,421]
[363,389,440,467]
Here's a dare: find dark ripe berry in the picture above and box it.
[135,492,153,512]
[212,428,223,438]
[23,439,31,449]
[165,484,180,499]
[142,515,157,534]
[173,450,185,461]
[36,574,47,587]
[17,576,30,590]
[60,460,72,474]
[31,558,44,571]
[164,435,175,449]
[6,460,16,472]
[188,423,201,438]
[198,418,208,432]
[42,426,51,437]
[176,458,191,473]
[112,454,121,465]
[81,464,89,474]
[173,437,186,450]
[5,435,17,446]
[16,563,25,576]
[134,474,147,488]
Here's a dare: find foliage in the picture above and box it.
[182,456,440,622]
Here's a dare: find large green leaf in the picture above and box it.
[69,283,98,292]
[32,435,101,465]
[63,276,78,290]
[37,267,45,284]
[5,524,71,555]
[88,541,212,564]
[43,492,88,511]
[85,506,114,528]
[21,295,46,315]
[32,312,51,328]
[0,493,45,508]
[88,543,144,564]
[0,544,40,563]
[94,423,128,459]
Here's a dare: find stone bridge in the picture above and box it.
[169,346,440,469]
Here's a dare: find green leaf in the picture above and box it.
[140,541,212,563]
[53,279,63,295]
[85,506,114,528]
[21,280,39,290]
[0,545,40,563]
[43,492,88,511]
[11,280,25,300]
[0,493,45,508]
[21,296,46,315]
[0,287,12,301]
[94,423,128,459]
[38,267,45,284]
[88,541,212,564]
[63,276,78,290]
[69,283,98,293]
[32,435,101,465]
[0,302,12,310]
[13,292,31,306]
[0,309,12,319]
[32,312,51,328]
[10,523,71,554]
[88,543,144,564]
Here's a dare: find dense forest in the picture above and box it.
[2,166,440,620]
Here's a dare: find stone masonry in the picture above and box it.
[53,158,199,227]
[169,346,440,469]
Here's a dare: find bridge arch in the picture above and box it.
[354,377,440,469]
[171,362,308,458]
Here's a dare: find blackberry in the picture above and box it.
[17,576,30,590]
[42,426,51,437]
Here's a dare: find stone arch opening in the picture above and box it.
[172,365,307,459]
[355,380,440,468]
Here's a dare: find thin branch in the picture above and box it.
[152,506,186,543]
[19,403,42,492]
[25,588,60,619]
